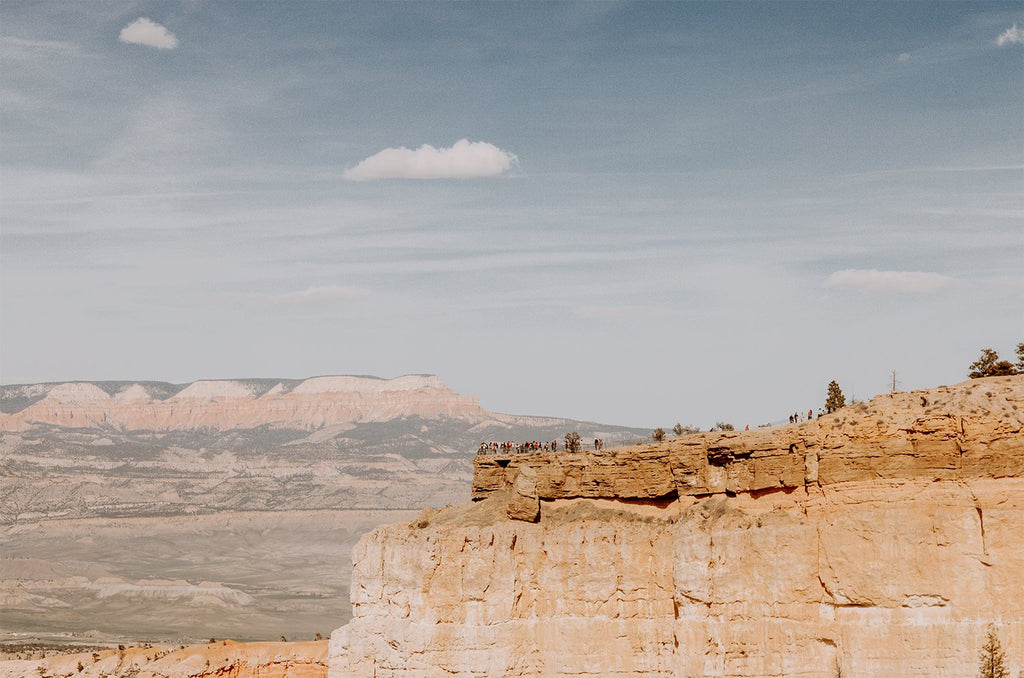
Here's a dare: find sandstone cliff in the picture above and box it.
[472,375,1023,502]
[330,376,1024,678]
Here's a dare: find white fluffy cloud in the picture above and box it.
[119,18,179,50]
[269,286,369,304]
[824,269,954,293]
[344,139,517,181]
[995,24,1024,46]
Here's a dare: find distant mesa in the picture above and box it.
[114,383,151,402]
[173,380,259,400]
[0,375,484,432]
[45,382,112,404]
[0,375,641,446]
[291,374,445,395]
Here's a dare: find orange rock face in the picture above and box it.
[331,376,1024,678]
[473,375,1024,504]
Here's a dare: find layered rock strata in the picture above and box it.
[473,375,1023,504]
[330,376,1024,678]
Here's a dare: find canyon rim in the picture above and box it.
[2,375,1021,678]
[5,2,1022,676]
[329,375,1023,678]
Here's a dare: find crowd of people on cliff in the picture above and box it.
[477,439,605,455]
[789,409,825,424]
[478,441,558,454]
[479,410,832,455]
[478,412,829,455]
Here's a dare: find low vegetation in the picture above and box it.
[673,423,700,436]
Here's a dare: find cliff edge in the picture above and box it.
[472,374,1022,510]
[329,376,1024,678]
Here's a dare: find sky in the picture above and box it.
[1,1,1022,429]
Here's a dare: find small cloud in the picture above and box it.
[268,286,369,304]
[823,269,954,293]
[344,139,517,181]
[897,52,911,62]
[119,18,178,50]
[995,24,1024,47]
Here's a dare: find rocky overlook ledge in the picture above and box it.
[331,376,1023,678]
[473,375,1023,520]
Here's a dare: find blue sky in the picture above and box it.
[2,1,1022,428]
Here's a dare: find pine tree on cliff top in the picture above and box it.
[825,380,846,414]
[968,348,1018,378]
[978,626,1009,678]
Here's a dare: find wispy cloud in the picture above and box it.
[119,18,179,50]
[897,52,911,62]
[844,164,1024,179]
[574,305,680,321]
[343,139,517,181]
[823,269,954,293]
[0,36,79,59]
[91,92,215,173]
[220,286,370,307]
[995,24,1023,47]
[268,286,369,304]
